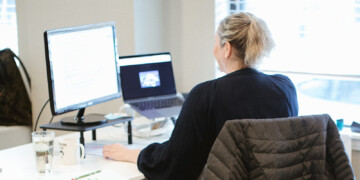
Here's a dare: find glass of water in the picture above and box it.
[31,131,55,174]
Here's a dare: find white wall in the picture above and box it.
[134,0,166,54]
[134,0,216,92]
[134,0,186,92]
[175,0,216,91]
[16,0,135,132]
[16,0,215,132]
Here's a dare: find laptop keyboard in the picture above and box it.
[131,97,183,111]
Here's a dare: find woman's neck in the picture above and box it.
[223,60,246,74]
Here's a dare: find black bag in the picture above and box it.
[0,48,32,126]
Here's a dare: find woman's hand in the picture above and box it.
[102,143,141,163]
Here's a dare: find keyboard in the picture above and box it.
[131,97,183,111]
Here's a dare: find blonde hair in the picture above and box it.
[217,12,274,68]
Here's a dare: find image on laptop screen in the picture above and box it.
[119,52,176,100]
[139,70,161,88]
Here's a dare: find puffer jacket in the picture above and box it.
[199,114,354,180]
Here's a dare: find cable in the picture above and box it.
[33,99,49,131]
[49,115,54,124]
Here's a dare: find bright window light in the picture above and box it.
[0,0,18,53]
[215,0,360,125]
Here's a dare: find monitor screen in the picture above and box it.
[44,22,121,119]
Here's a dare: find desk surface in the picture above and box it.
[0,121,173,180]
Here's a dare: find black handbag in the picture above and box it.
[0,48,32,126]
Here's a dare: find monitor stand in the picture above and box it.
[60,108,107,125]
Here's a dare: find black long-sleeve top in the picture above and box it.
[137,68,299,180]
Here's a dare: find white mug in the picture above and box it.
[59,138,85,165]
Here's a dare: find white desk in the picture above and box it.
[0,122,173,180]
[2,120,355,179]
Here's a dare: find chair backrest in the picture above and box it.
[199,114,354,180]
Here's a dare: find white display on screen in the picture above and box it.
[139,70,161,88]
[118,54,171,66]
[47,26,119,111]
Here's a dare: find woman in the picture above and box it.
[103,12,298,179]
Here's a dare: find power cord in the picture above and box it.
[33,99,49,131]
[49,115,54,124]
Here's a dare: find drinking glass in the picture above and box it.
[31,131,55,174]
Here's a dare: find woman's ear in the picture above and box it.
[224,41,232,58]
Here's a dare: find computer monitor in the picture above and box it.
[44,22,121,125]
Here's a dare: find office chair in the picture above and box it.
[198,114,354,180]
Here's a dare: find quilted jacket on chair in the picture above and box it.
[199,114,354,180]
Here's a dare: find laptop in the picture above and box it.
[119,52,184,119]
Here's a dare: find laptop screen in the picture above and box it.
[119,52,177,100]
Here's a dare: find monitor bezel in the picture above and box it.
[44,22,121,116]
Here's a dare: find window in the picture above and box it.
[215,0,360,125]
[0,0,18,53]
[356,0,360,22]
